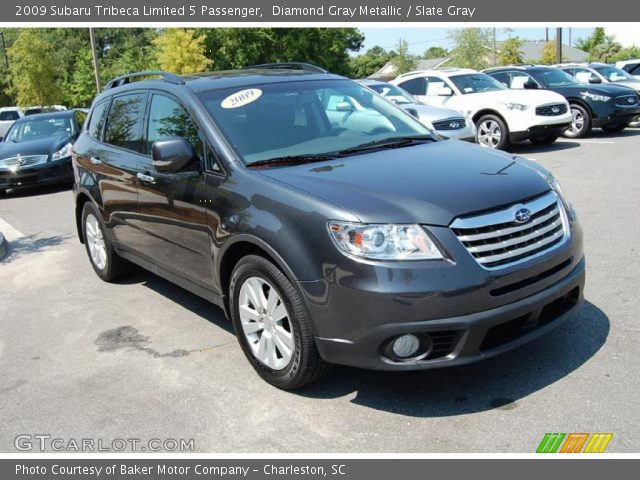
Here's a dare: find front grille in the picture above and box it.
[432,117,466,130]
[536,103,568,116]
[0,155,48,171]
[451,191,568,269]
[615,94,640,106]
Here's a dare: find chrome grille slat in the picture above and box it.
[450,191,568,269]
[456,206,558,242]
[465,217,563,253]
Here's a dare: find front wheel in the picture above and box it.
[229,255,330,390]
[601,123,628,133]
[476,115,511,150]
[530,135,558,145]
[563,104,592,138]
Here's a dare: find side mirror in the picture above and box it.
[151,137,196,173]
[589,76,602,84]
[434,86,453,96]
[524,80,539,89]
[335,101,354,112]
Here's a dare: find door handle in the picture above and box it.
[137,172,156,184]
[90,156,101,165]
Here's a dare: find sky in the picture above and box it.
[357,28,595,55]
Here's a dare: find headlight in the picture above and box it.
[581,92,611,102]
[500,102,529,111]
[327,222,444,261]
[51,142,73,161]
[546,174,571,212]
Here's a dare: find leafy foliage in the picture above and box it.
[349,46,394,79]
[390,40,417,75]
[448,29,492,70]
[423,46,448,59]
[153,29,211,74]
[499,37,524,66]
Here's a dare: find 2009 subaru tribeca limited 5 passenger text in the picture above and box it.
[73,65,585,389]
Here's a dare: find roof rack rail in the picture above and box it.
[105,71,185,90]
[243,62,329,73]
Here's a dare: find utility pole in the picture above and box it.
[545,28,549,42]
[89,28,101,93]
[569,28,572,47]
[493,28,497,67]
[556,28,563,63]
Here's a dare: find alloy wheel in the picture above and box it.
[477,120,502,148]
[238,276,295,370]
[85,213,107,270]
[570,107,585,135]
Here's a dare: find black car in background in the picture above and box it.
[485,65,640,138]
[0,110,86,193]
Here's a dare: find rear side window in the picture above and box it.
[490,71,510,86]
[104,93,147,152]
[0,111,20,121]
[146,94,202,158]
[87,101,109,140]
[398,77,426,96]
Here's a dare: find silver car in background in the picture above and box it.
[357,79,476,141]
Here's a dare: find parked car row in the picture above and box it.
[377,63,639,149]
[0,105,67,140]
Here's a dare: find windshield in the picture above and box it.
[367,83,417,105]
[594,66,635,82]
[537,69,581,87]
[5,116,73,143]
[449,73,507,94]
[198,79,433,165]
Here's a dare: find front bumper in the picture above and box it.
[510,122,572,142]
[0,158,73,191]
[592,105,640,127]
[302,212,584,371]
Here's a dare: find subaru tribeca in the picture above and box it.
[73,66,585,389]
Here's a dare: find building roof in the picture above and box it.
[368,57,450,80]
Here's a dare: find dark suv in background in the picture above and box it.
[73,66,585,389]
[485,65,640,138]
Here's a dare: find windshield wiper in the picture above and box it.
[246,154,337,168]
[335,135,435,155]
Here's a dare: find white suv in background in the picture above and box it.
[391,68,572,149]
[614,59,640,80]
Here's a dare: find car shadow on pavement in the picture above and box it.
[114,269,234,335]
[1,233,72,264]
[509,141,580,155]
[298,300,609,417]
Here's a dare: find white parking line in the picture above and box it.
[561,139,615,144]
[0,216,25,242]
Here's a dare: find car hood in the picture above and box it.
[468,89,566,106]
[610,79,640,92]
[0,134,71,159]
[399,103,466,122]
[258,140,551,226]
[552,83,639,96]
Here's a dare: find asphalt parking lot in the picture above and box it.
[1,130,639,453]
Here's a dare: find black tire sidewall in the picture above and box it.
[476,114,510,150]
[229,256,307,389]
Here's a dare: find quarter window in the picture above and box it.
[87,101,108,140]
[398,77,426,96]
[103,93,147,152]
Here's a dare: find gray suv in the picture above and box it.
[73,65,585,389]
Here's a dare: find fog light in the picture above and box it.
[392,334,420,358]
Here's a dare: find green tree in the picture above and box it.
[390,40,417,75]
[499,37,524,65]
[7,29,62,106]
[448,28,492,70]
[611,46,640,62]
[154,29,211,74]
[540,41,563,64]
[575,27,606,54]
[423,46,448,59]
[589,36,622,62]
[349,46,393,78]
[66,46,99,108]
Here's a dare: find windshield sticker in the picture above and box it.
[221,88,263,109]
[463,87,474,93]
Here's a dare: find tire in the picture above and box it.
[229,254,331,390]
[601,123,628,133]
[563,104,592,138]
[476,114,511,150]
[81,202,131,282]
[629,117,640,128]
[530,135,558,145]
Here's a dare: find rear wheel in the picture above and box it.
[629,117,640,128]
[601,123,628,133]
[476,115,510,150]
[81,202,131,282]
[530,135,558,145]
[230,255,330,389]
[563,104,592,138]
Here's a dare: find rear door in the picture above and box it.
[135,92,213,287]
[91,91,149,250]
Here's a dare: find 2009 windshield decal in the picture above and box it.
[221,89,263,109]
